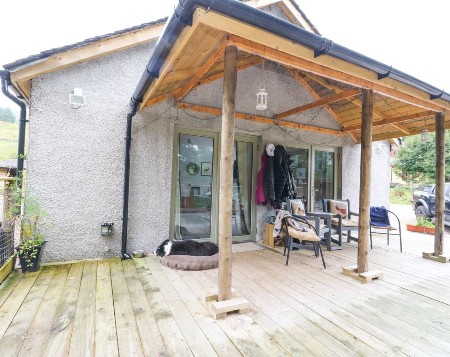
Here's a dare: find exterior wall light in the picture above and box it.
[101,222,114,236]
[69,88,85,108]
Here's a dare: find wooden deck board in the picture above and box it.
[0,267,54,355]
[1,234,450,356]
[94,261,119,357]
[18,265,70,357]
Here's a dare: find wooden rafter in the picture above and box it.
[144,94,172,107]
[343,110,435,132]
[219,30,445,111]
[285,67,353,131]
[197,56,262,86]
[275,88,360,120]
[174,38,229,100]
[139,21,201,109]
[306,73,412,135]
[175,102,345,136]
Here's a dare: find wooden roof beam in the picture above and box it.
[175,102,345,136]
[197,56,262,86]
[140,20,201,109]
[275,88,360,120]
[344,110,435,132]
[305,73,386,119]
[285,67,357,143]
[174,38,229,101]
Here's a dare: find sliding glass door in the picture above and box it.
[312,148,336,211]
[286,145,337,211]
[172,129,256,242]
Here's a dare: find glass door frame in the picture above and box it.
[169,127,258,244]
[231,134,259,243]
[169,127,220,242]
[311,146,338,211]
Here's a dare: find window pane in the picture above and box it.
[233,141,253,236]
[175,134,213,239]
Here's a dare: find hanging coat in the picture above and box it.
[255,152,267,205]
[273,145,287,208]
[263,153,275,206]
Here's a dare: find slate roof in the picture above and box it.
[2,17,168,70]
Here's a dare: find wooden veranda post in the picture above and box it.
[434,112,445,256]
[218,45,237,302]
[357,89,373,274]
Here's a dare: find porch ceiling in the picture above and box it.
[140,7,450,143]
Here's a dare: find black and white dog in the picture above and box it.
[154,239,219,257]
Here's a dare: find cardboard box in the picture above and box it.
[263,222,275,247]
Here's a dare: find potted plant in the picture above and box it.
[406,216,435,235]
[7,186,48,273]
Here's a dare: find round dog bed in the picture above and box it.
[158,253,219,271]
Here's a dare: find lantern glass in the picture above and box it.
[421,128,430,143]
[256,88,268,111]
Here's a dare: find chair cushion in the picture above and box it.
[329,200,348,219]
[287,226,321,241]
[291,200,306,216]
[331,217,359,227]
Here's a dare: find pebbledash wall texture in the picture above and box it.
[26,41,391,262]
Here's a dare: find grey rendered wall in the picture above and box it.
[27,46,391,261]
[342,142,391,212]
[129,64,365,250]
[27,42,156,262]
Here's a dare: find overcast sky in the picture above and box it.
[1,0,448,109]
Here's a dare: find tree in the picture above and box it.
[0,107,16,123]
[393,132,450,183]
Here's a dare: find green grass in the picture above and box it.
[0,121,19,162]
[390,186,414,205]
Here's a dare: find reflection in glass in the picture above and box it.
[286,147,309,210]
[176,134,213,239]
[233,141,253,236]
[314,150,335,211]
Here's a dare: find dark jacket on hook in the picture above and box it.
[263,153,275,205]
[273,145,296,208]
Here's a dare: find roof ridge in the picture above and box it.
[2,17,168,70]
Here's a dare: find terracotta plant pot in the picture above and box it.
[406,224,435,234]
[406,224,426,233]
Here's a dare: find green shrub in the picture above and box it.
[389,186,413,205]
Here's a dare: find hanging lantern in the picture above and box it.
[256,60,268,111]
[256,85,268,111]
[421,128,430,143]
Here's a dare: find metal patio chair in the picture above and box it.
[370,206,402,252]
[281,213,326,268]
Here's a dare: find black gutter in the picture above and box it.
[0,70,27,187]
[132,0,450,104]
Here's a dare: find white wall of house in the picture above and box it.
[26,41,391,262]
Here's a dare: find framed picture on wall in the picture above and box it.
[296,168,306,180]
[201,162,212,176]
[290,155,299,168]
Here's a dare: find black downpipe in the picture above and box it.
[0,70,27,187]
[120,99,139,259]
